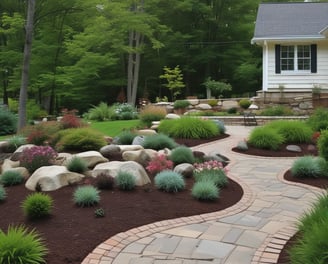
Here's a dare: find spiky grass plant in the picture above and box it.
[21,193,53,219]
[169,146,195,165]
[248,126,284,150]
[142,133,177,150]
[0,225,48,264]
[318,130,328,161]
[192,181,219,201]
[73,185,100,207]
[116,130,137,145]
[154,170,185,193]
[139,105,167,127]
[194,169,228,187]
[115,171,136,191]
[0,185,7,201]
[0,170,24,186]
[6,135,26,152]
[66,156,88,173]
[291,156,321,178]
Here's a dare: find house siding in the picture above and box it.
[265,41,328,91]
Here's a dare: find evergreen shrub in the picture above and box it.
[73,185,100,207]
[142,133,177,150]
[0,170,24,186]
[0,185,7,201]
[318,130,328,161]
[154,170,185,192]
[248,126,284,150]
[194,169,228,187]
[115,171,136,191]
[169,146,195,165]
[307,107,328,131]
[21,193,53,219]
[238,98,251,109]
[116,130,137,145]
[291,156,321,178]
[192,181,219,201]
[66,156,88,173]
[0,107,17,136]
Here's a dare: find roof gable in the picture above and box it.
[252,2,328,43]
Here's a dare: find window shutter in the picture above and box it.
[275,44,281,74]
[311,44,317,73]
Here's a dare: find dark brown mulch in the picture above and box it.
[0,133,243,264]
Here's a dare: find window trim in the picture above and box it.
[280,45,311,72]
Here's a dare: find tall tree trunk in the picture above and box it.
[18,0,36,130]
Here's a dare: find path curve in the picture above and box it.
[82,126,323,264]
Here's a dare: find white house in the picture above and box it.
[252,2,328,96]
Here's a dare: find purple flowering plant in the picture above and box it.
[193,160,227,174]
[20,146,58,173]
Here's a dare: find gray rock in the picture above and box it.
[286,145,302,153]
[237,141,248,151]
[174,163,194,178]
[132,136,145,145]
[165,113,181,119]
[122,149,157,167]
[206,152,230,166]
[100,145,121,158]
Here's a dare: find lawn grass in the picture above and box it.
[90,120,140,137]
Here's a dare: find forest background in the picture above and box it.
[1,0,325,117]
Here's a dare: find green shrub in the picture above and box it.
[115,171,136,191]
[238,98,251,109]
[291,156,321,178]
[173,100,190,109]
[0,225,48,264]
[0,185,7,201]
[85,102,116,121]
[227,107,237,114]
[142,133,177,150]
[317,157,328,178]
[112,103,138,120]
[139,105,167,127]
[0,170,24,186]
[259,105,293,116]
[26,100,48,120]
[95,173,115,190]
[0,107,17,136]
[73,185,100,207]
[318,130,328,161]
[154,170,185,192]
[192,181,219,201]
[158,117,219,139]
[55,128,107,152]
[307,107,328,131]
[194,169,228,187]
[169,146,195,165]
[248,126,285,150]
[267,120,312,143]
[116,130,137,145]
[66,156,88,173]
[207,99,218,107]
[21,193,53,219]
[6,135,26,152]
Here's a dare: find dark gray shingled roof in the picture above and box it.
[252,2,328,42]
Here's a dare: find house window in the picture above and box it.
[280,45,311,71]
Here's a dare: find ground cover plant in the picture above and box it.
[90,120,139,137]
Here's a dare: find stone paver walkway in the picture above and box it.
[82,126,323,264]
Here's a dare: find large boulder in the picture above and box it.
[122,149,157,167]
[119,145,144,153]
[11,144,36,161]
[92,161,151,186]
[25,165,84,191]
[132,136,145,146]
[221,100,239,110]
[196,103,212,110]
[99,145,121,159]
[174,163,194,178]
[136,129,157,136]
[165,113,180,119]
[74,151,108,168]
[2,159,20,171]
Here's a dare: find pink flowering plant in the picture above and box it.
[146,154,173,175]
[20,146,58,173]
[193,160,229,187]
[193,160,226,173]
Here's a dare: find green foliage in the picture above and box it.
[85,102,116,121]
[207,99,218,107]
[169,146,195,165]
[6,135,26,152]
[21,193,53,219]
[203,77,232,98]
[139,105,167,127]
[289,193,328,263]
[158,117,219,139]
[26,101,48,121]
[317,157,328,178]
[73,185,100,207]
[94,208,105,218]
[173,100,190,109]
[194,169,228,187]
[238,98,251,109]
[154,170,185,193]
[90,120,139,137]
[0,107,17,136]
[142,133,177,150]
[267,120,312,143]
[115,171,136,191]
[66,157,88,173]
[0,225,48,264]
[259,105,293,116]
[159,65,185,100]
[291,156,321,178]
[212,120,226,134]
[55,128,107,152]
[0,170,24,187]
[307,107,328,131]
[112,103,138,120]
[318,130,328,161]
[116,130,137,145]
[227,107,237,114]
[248,126,285,150]
[95,173,115,190]
[0,185,7,201]
[192,181,219,201]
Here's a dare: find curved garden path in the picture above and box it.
[82,126,323,264]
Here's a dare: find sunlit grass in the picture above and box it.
[89,120,140,137]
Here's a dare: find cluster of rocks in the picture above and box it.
[0,131,229,192]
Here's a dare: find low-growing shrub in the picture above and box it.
[307,107,328,131]
[21,193,53,219]
[173,100,190,109]
[0,225,48,264]
[227,107,237,114]
[207,99,218,107]
[19,146,58,173]
[0,107,17,136]
[116,130,137,145]
[238,98,251,109]
[248,126,284,150]
[60,113,84,129]
[193,169,228,187]
[154,170,185,192]
[85,102,116,121]
[95,173,115,190]
[112,103,138,120]
[115,171,136,191]
[317,157,328,178]
[139,105,167,127]
[260,105,293,116]
[142,133,177,150]
[291,156,322,178]
[318,130,328,161]
[66,157,88,173]
[0,170,24,186]
[6,135,26,152]
[146,154,173,175]
[0,185,7,201]
[169,146,195,165]
[192,181,219,201]
[73,185,100,207]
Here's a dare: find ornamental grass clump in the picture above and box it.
[192,181,219,201]
[66,156,88,173]
[318,130,328,161]
[0,185,7,201]
[307,107,328,131]
[169,146,195,165]
[154,170,185,192]
[6,135,26,152]
[139,105,167,127]
[193,160,228,187]
[21,193,53,219]
[291,156,321,178]
[19,146,58,173]
[248,126,284,150]
[146,154,173,175]
[116,130,137,145]
[73,185,100,207]
[115,171,136,191]
[0,170,24,186]
[142,133,177,150]
[0,225,48,264]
